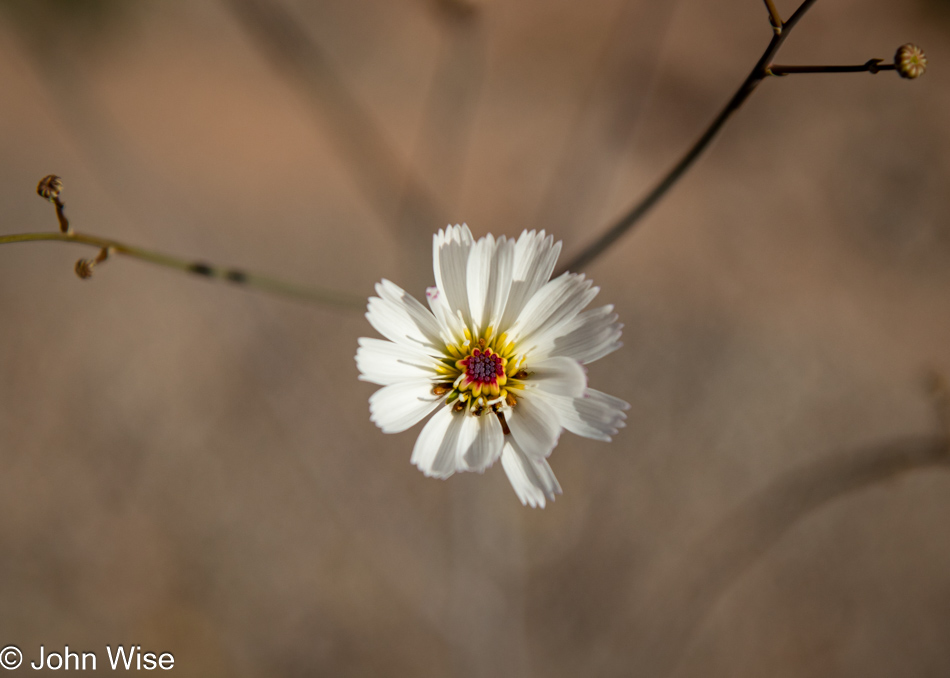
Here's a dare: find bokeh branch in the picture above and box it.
[600,433,950,677]
[662,435,949,677]
[530,1,676,238]
[404,0,486,210]
[227,0,447,238]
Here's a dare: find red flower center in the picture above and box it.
[461,349,504,385]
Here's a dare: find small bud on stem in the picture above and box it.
[36,174,70,233]
[895,43,926,79]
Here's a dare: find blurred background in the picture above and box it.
[1,0,949,675]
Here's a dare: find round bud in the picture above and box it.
[895,44,926,80]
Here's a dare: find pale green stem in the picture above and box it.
[0,231,365,309]
[762,0,783,32]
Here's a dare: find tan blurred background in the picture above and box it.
[1,0,949,676]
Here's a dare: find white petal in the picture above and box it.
[540,388,630,442]
[356,338,440,386]
[426,286,467,346]
[526,356,587,398]
[432,224,474,327]
[533,305,623,364]
[467,234,514,336]
[500,439,562,508]
[507,390,562,459]
[500,230,562,330]
[461,412,505,472]
[369,381,443,433]
[466,233,494,331]
[366,279,444,355]
[411,406,465,479]
[506,273,599,352]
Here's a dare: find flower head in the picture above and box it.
[356,225,629,507]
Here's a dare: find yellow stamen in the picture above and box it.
[439,328,527,417]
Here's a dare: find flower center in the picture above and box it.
[431,333,528,417]
[461,349,504,385]
[455,345,508,402]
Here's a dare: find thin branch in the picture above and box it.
[769,59,894,75]
[557,0,819,275]
[0,231,364,309]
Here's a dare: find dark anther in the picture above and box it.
[496,411,511,436]
[225,269,248,283]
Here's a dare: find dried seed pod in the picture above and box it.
[74,247,111,280]
[37,175,63,202]
[75,258,96,280]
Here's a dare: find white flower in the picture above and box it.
[356,224,629,507]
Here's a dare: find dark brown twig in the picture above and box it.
[557,0,819,275]
[769,59,895,75]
